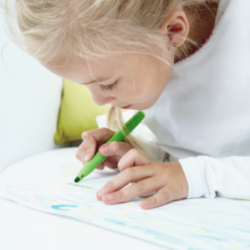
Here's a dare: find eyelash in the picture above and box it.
[99,81,118,92]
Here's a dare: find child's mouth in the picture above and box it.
[121,105,132,109]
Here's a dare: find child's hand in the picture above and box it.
[96,149,188,209]
[75,128,133,170]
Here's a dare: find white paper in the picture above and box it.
[0,162,250,250]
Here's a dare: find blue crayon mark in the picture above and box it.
[104,217,127,226]
[51,204,78,211]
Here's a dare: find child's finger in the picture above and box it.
[76,143,105,169]
[82,128,115,162]
[118,149,152,171]
[96,165,155,200]
[99,141,133,157]
[75,141,87,164]
[81,128,115,145]
[139,185,182,210]
[82,133,96,162]
[100,175,163,205]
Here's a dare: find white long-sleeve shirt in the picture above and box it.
[143,0,250,199]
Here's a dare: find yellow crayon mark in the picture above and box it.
[82,200,88,203]
[143,212,148,215]
[87,209,91,212]
[128,204,133,207]
[233,246,239,249]
[202,220,208,223]
[122,214,129,217]
[233,198,249,203]
[165,232,169,234]
[197,228,205,232]
[147,222,153,225]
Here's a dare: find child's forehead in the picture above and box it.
[41,55,125,82]
[45,53,136,72]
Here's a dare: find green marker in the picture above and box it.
[74,111,145,182]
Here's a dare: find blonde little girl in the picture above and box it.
[3,0,250,210]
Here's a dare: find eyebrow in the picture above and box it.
[81,77,110,85]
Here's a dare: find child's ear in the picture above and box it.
[160,9,189,47]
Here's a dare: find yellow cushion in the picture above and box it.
[54,79,109,144]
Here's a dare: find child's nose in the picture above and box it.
[91,92,115,106]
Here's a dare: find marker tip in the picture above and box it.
[74,177,80,183]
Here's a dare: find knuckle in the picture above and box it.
[105,180,115,191]
[150,197,157,205]
[137,181,147,193]
[163,187,170,197]
[111,142,119,152]
[101,128,113,137]
[103,128,111,133]
[129,148,139,157]
[162,188,173,201]
[117,190,124,200]
[123,168,134,178]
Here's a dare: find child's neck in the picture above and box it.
[175,1,219,63]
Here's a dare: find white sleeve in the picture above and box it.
[179,156,250,200]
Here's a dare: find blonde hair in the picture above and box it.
[2,0,219,160]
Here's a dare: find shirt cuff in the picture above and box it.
[178,157,216,199]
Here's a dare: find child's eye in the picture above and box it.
[99,81,118,92]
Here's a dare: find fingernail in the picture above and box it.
[143,200,149,205]
[98,189,104,197]
[107,194,113,200]
[100,145,108,155]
